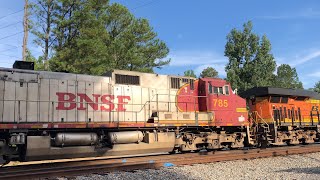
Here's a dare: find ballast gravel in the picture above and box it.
[68,152,320,180]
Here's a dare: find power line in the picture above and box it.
[0,31,24,41]
[0,54,20,59]
[0,43,18,48]
[0,47,19,53]
[0,9,24,21]
[131,0,158,10]
[0,21,22,30]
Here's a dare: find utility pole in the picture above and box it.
[22,0,28,61]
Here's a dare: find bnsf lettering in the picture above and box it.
[56,92,131,111]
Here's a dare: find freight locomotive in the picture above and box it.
[0,61,319,165]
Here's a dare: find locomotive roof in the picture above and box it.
[240,87,320,100]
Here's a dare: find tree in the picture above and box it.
[28,0,170,75]
[104,3,169,73]
[184,70,196,78]
[49,0,111,75]
[26,49,46,70]
[29,0,57,70]
[200,67,218,78]
[273,64,303,89]
[314,81,320,93]
[224,21,276,93]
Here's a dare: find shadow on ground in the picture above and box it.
[278,167,320,175]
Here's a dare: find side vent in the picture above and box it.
[115,74,140,85]
[183,114,190,119]
[170,77,180,89]
[164,114,172,119]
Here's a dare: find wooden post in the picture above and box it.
[22,0,28,61]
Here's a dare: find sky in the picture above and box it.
[0,1,320,88]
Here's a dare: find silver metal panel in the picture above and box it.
[123,86,132,121]
[39,79,50,122]
[114,85,123,122]
[39,71,77,81]
[67,80,76,122]
[131,86,142,122]
[86,81,94,123]
[77,81,86,122]
[15,82,27,122]
[93,82,102,122]
[3,81,16,122]
[149,88,157,112]
[49,79,59,122]
[157,89,170,112]
[0,80,4,122]
[58,80,67,122]
[169,89,178,114]
[27,83,39,122]
[141,87,149,122]
[77,74,110,83]
[101,83,112,122]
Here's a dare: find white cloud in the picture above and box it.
[276,49,320,67]
[168,50,228,77]
[307,71,320,78]
[168,50,227,66]
[258,8,320,20]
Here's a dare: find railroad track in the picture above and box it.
[1,144,320,180]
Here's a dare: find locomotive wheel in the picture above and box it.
[0,156,10,167]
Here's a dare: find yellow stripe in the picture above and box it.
[310,99,320,104]
[236,108,247,112]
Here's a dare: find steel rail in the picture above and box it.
[1,144,320,180]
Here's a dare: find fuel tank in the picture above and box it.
[108,131,143,144]
[54,133,98,146]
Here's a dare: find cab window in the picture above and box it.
[213,87,219,94]
[224,85,230,95]
[209,84,213,93]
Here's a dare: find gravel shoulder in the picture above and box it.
[68,152,320,180]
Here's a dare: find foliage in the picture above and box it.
[26,49,47,70]
[30,0,170,75]
[200,67,218,78]
[184,70,196,78]
[314,81,320,93]
[29,0,57,70]
[224,21,276,93]
[273,64,303,89]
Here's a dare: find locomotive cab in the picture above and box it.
[197,78,248,127]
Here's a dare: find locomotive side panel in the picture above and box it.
[3,81,15,123]
[27,82,38,122]
[77,81,86,122]
[131,86,143,122]
[39,79,50,122]
[0,80,4,122]
[15,80,27,122]
[141,87,150,121]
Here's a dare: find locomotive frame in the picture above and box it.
[1,63,320,165]
[0,66,248,164]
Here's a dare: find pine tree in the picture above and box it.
[273,64,303,89]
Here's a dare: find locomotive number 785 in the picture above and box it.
[213,99,228,107]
